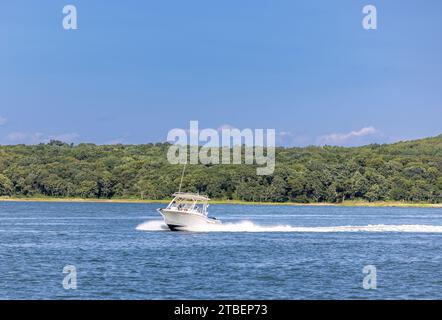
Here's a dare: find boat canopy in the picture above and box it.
[172,192,210,201]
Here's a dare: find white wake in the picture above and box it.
[136,220,442,233]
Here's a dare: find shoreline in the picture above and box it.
[0,197,441,208]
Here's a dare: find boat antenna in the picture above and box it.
[178,161,187,193]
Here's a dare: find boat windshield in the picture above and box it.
[168,197,208,215]
[193,203,205,214]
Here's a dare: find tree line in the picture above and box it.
[1,135,442,203]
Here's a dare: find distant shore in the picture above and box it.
[1,197,441,208]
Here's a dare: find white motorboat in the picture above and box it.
[157,192,221,231]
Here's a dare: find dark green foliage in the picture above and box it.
[0,135,442,203]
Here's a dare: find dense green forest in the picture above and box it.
[1,135,442,203]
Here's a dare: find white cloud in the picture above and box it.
[275,131,312,147]
[317,127,380,146]
[106,138,125,145]
[48,133,79,143]
[217,124,237,132]
[0,116,7,125]
[6,132,28,142]
[5,132,79,144]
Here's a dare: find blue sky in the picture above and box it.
[0,0,441,146]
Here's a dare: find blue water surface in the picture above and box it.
[0,202,441,299]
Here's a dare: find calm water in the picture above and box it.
[0,201,441,299]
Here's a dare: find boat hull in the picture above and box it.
[158,209,221,231]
